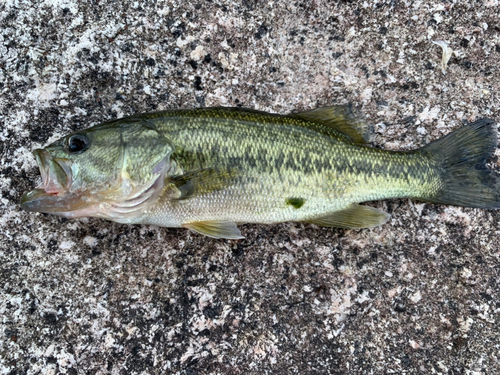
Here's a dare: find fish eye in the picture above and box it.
[67,134,90,154]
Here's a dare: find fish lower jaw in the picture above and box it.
[35,183,66,196]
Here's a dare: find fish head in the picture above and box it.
[21,117,174,220]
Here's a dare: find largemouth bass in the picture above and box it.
[20,106,500,239]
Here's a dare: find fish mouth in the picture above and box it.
[20,149,79,213]
[34,149,72,193]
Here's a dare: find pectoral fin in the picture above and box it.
[294,106,371,143]
[305,204,390,229]
[168,167,239,200]
[183,220,245,239]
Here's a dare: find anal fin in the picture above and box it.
[183,220,244,239]
[305,204,390,229]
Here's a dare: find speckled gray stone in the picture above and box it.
[1,1,500,374]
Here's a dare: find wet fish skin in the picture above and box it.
[142,108,438,222]
[20,106,499,239]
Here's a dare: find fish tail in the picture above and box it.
[422,118,500,208]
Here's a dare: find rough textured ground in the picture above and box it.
[1,1,500,374]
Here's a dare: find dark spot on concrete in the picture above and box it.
[211,60,224,73]
[44,313,57,325]
[172,22,185,38]
[120,42,133,52]
[255,24,268,39]
[208,264,217,272]
[361,65,369,78]
[401,355,411,367]
[402,116,416,125]
[203,304,221,318]
[154,68,165,78]
[393,300,406,313]
[479,292,492,301]
[195,95,205,106]
[88,54,98,65]
[47,239,58,253]
[91,248,101,257]
[199,329,211,336]
[453,336,467,350]
[188,60,198,70]
[194,76,203,91]
[286,197,305,209]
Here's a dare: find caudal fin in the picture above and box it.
[422,118,500,208]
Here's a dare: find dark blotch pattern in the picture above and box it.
[286,197,305,209]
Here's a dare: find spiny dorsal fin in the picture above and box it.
[305,204,390,229]
[167,167,239,200]
[183,220,244,239]
[293,106,371,143]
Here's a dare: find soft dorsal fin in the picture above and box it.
[293,106,371,143]
[304,204,390,229]
[183,220,244,239]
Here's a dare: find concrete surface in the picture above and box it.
[1,0,500,374]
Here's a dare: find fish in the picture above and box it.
[20,106,500,239]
